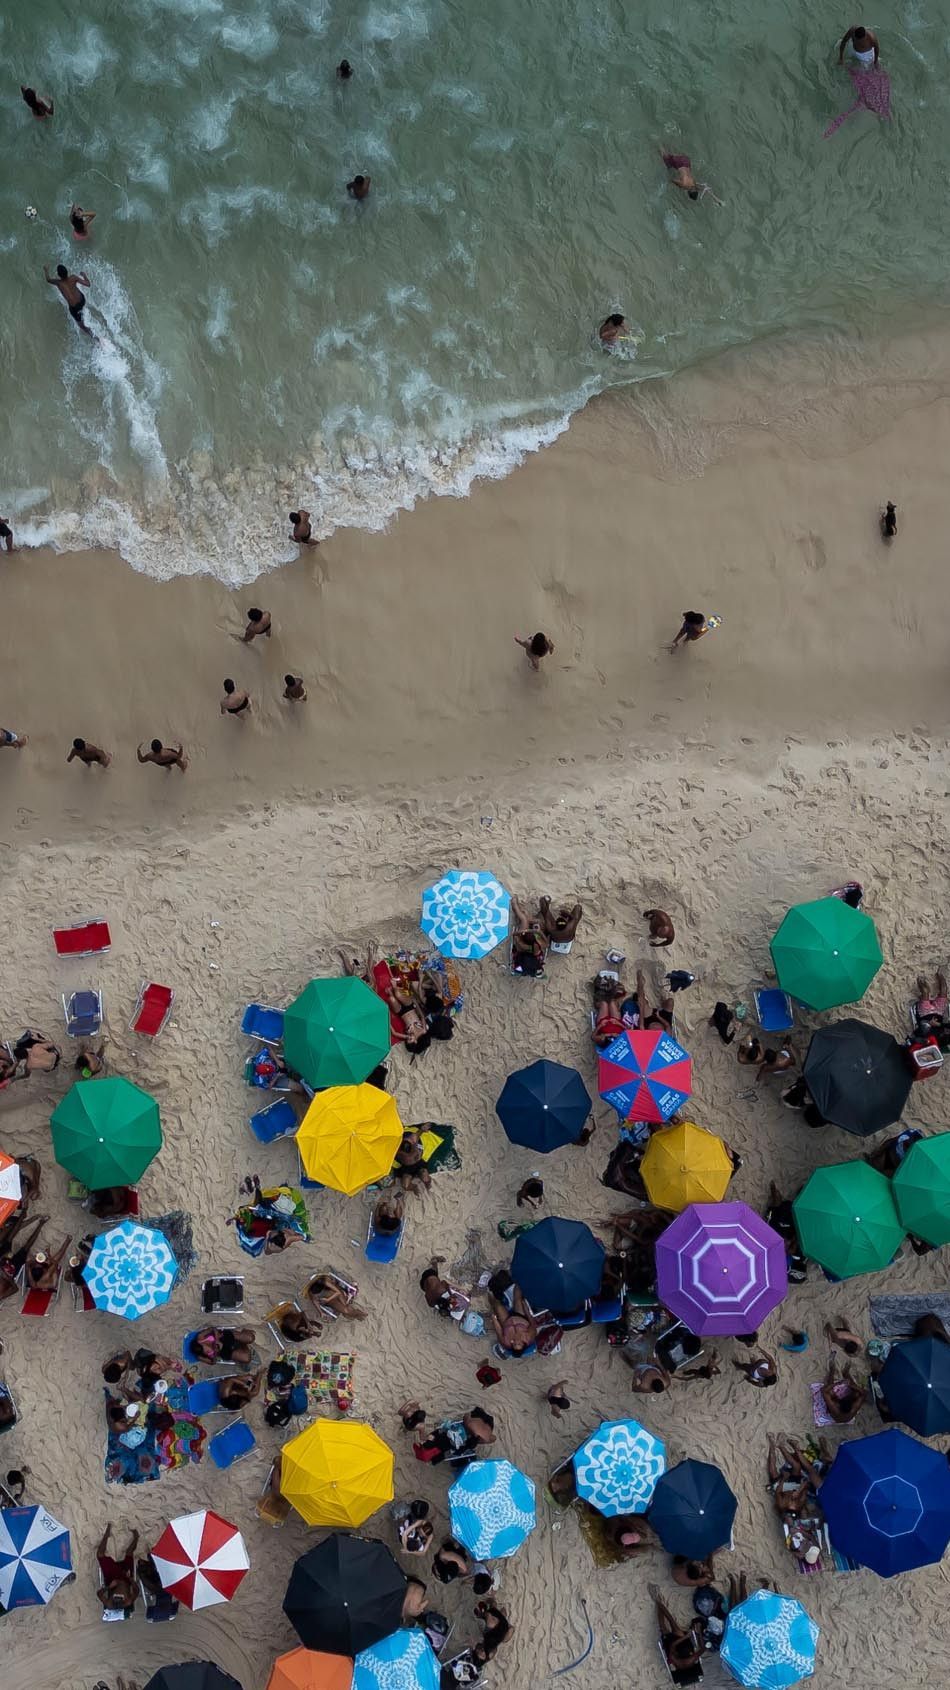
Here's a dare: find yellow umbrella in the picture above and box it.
[280,1419,394,1527]
[296,1083,404,1196]
[640,1120,733,1212]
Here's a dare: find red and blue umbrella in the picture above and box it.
[597,1029,692,1123]
[655,1202,787,1336]
[819,1427,950,1577]
[0,1505,72,1608]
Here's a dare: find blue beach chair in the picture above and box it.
[365,1207,405,1265]
[208,1418,256,1469]
[62,987,103,1038]
[250,1097,298,1143]
[753,988,794,1034]
[187,1378,224,1416]
[590,1294,623,1325]
[241,1003,285,1045]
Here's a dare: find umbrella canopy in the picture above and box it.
[721,1590,819,1689]
[770,896,882,1012]
[284,978,390,1089]
[268,1652,352,1690]
[641,1121,733,1212]
[654,1202,787,1336]
[648,1459,738,1558]
[495,1059,592,1153]
[0,1505,72,1608]
[283,1535,406,1656]
[448,1460,537,1559]
[893,1132,950,1246]
[597,1028,692,1123]
[818,1426,950,1576]
[421,869,511,960]
[792,1162,904,1280]
[511,1216,605,1312]
[572,1419,666,1517]
[50,1074,162,1186]
[83,1219,178,1319]
[145,1669,243,1690]
[354,1632,439,1690]
[803,1019,912,1137]
[879,1338,950,1437]
[296,1085,404,1196]
[281,1420,394,1528]
[151,1509,249,1609]
[0,1151,21,1227]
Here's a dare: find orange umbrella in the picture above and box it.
[268,1649,353,1690]
[0,1152,21,1227]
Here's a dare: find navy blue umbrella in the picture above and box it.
[495,1059,592,1153]
[648,1458,738,1558]
[145,1669,243,1690]
[511,1216,605,1312]
[879,1338,950,1437]
[819,1427,950,1576]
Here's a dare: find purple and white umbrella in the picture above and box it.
[655,1201,787,1336]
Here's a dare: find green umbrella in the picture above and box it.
[51,1076,162,1187]
[283,977,390,1088]
[769,897,883,1012]
[893,1133,950,1247]
[793,1161,904,1279]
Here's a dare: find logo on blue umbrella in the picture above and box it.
[421,870,511,961]
[721,1589,818,1689]
[448,1460,537,1559]
[0,1506,72,1608]
[354,1628,441,1690]
[84,1219,178,1320]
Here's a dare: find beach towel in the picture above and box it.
[869,1291,950,1338]
[810,1378,865,1427]
[157,1411,207,1471]
[824,65,892,138]
[263,1348,356,1415]
[232,1184,310,1256]
[575,1501,629,1568]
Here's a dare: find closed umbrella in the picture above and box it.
[51,1075,161,1186]
[448,1460,537,1558]
[597,1028,692,1123]
[421,869,511,960]
[572,1419,666,1516]
[792,1162,904,1279]
[83,1219,178,1319]
[648,1459,737,1558]
[280,1420,394,1528]
[151,1509,249,1609]
[495,1059,591,1153]
[721,1590,818,1688]
[641,1121,733,1212]
[354,1632,439,1690]
[267,1651,353,1690]
[818,1427,950,1576]
[0,1505,72,1609]
[145,1669,243,1690]
[879,1338,950,1437]
[296,1085,404,1196]
[803,1019,911,1137]
[655,1202,787,1335]
[283,1535,406,1656]
[511,1216,605,1312]
[284,978,390,1089]
[893,1131,950,1246]
[770,896,882,1011]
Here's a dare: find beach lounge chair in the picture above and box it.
[657,1640,704,1687]
[208,1417,256,1469]
[250,1097,298,1144]
[264,1299,306,1348]
[753,988,794,1034]
[304,1269,359,1320]
[130,981,174,1038]
[241,1003,285,1045]
[509,939,545,980]
[20,1265,64,1316]
[655,1319,704,1374]
[201,1275,244,1314]
[53,918,111,958]
[140,1576,179,1622]
[0,1383,19,1431]
[182,1330,239,1373]
[365,1206,405,1264]
[62,987,103,1039]
[71,1278,96,1312]
[557,1303,591,1329]
[590,1293,624,1325]
[257,1462,291,1527]
[187,1378,226,1416]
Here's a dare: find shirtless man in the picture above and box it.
[21,86,54,119]
[67,737,111,768]
[284,674,307,701]
[289,509,317,544]
[221,678,251,716]
[44,263,94,337]
[243,607,271,641]
[96,1523,139,1613]
[598,313,628,345]
[838,24,879,67]
[659,148,700,200]
[644,908,675,947]
[538,897,583,942]
[137,739,187,771]
[637,967,675,1031]
[347,174,371,200]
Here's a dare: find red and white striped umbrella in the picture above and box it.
[151,1509,249,1609]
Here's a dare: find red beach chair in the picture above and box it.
[52,918,111,958]
[130,982,174,1038]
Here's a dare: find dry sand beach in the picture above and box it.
[3,338,950,1690]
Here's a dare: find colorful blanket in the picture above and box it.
[264,1349,356,1414]
[104,1373,204,1484]
[232,1184,311,1256]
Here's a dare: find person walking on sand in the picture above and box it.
[546,1380,571,1419]
[0,517,14,553]
[0,728,28,750]
[21,85,53,119]
[69,204,96,240]
[284,674,307,701]
[221,679,250,716]
[670,610,713,651]
[44,263,94,337]
[137,739,187,771]
[838,24,879,67]
[289,509,318,545]
[881,501,897,540]
[515,632,554,671]
[243,607,271,641]
[67,737,111,768]
[347,174,371,200]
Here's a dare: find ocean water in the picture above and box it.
[3,0,950,581]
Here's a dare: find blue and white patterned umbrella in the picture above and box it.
[420,869,511,961]
[448,1459,537,1558]
[572,1418,666,1517]
[721,1590,819,1689]
[354,1628,441,1690]
[84,1219,178,1319]
[0,1506,72,1608]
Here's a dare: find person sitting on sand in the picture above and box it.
[75,1042,106,1077]
[510,895,548,975]
[671,1554,715,1588]
[731,1349,777,1388]
[489,1286,538,1356]
[401,1574,428,1624]
[627,1358,673,1395]
[279,1305,322,1343]
[537,896,583,942]
[419,1258,457,1316]
[598,314,628,346]
[611,1516,655,1557]
[25,1234,71,1290]
[756,1041,796,1083]
[680,1349,721,1382]
[432,1537,472,1584]
[85,1186,134,1220]
[824,1317,863,1357]
[398,1505,434,1556]
[193,1325,256,1366]
[644,908,675,947]
[218,1368,264,1410]
[13,1030,61,1074]
[516,1177,544,1210]
[396,1130,432,1193]
[821,1356,867,1424]
[373,1194,404,1235]
[637,967,674,1031]
[473,1598,513,1664]
[306,1273,368,1320]
[651,1586,706,1680]
[736,1033,765,1067]
[96,1524,139,1614]
[866,1127,923,1175]
[138,738,187,771]
[670,611,710,651]
[881,501,897,540]
[914,971,948,1033]
[514,631,554,670]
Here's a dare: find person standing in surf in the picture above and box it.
[21,86,53,119]
[43,263,94,338]
[838,24,879,67]
[69,204,96,240]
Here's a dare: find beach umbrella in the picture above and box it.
[268,1650,353,1690]
[0,1151,21,1227]
[721,1589,819,1689]
[283,1535,406,1656]
[572,1418,666,1516]
[354,1631,439,1690]
[280,1420,394,1528]
[792,1161,904,1280]
[420,869,511,960]
[818,1426,950,1576]
[654,1202,787,1336]
[879,1339,950,1437]
[83,1218,178,1318]
[597,1028,692,1123]
[296,1084,404,1196]
[511,1216,605,1312]
[770,896,882,1012]
[893,1132,950,1246]
[803,1019,911,1137]
[447,1459,537,1559]
[495,1059,592,1153]
[648,1459,738,1558]
[284,978,390,1089]
[151,1509,249,1610]
[640,1120,733,1212]
[145,1669,243,1690]
[0,1505,72,1608]
[50,1074,162,1186]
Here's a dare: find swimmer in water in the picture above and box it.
[21,86,54,120]
[221,679,251,717]
[347,174,371,201]
[69,204,96,240]
[337,59,353,79]
[658,148,722,205]
[838,24,879,68]
[43,263,94,338]
[599,314,628,346]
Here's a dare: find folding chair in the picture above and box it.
[208,1417,256,1469]
[140,1576,179,1622]
[62,988,103,1038]
[71,1278,96,1312]
[20,1265,63,1316]
[548,939,574,956]
[250,1097,298,1144]
[557,1303,591,1329]
[296,1145,324,1191]
[365,1206,405,1264]
[753,988,794,1034]
[241,1003,285,1046]
[657,1640,704,1687]
[182,1330,238,1373]
[0,1383,19,1431]
[264,1299,305,1348]
[257,1462,291,1527]
[187,1378,225,1416]
[130,981,174,1038]
[655,1319,704,1374]
[245,1049,294,1091]
[201,1275,244,1314]
[303,1270,358,1320]
[53,918,111,958]
[590,1294,624,1325]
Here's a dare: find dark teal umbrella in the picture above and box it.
[283,978,390,1088]
[495,1060,591,1153]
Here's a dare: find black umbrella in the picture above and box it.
[145,1668,242,1690]
[283,1533,406,1655]
[803,1018,912,1137]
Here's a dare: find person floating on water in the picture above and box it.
[838,24,879,67]
[43,263,94,338]
[347,174,371,200]
[69,204,96,240]
[658,148,723,205]
[21,85,53,119]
